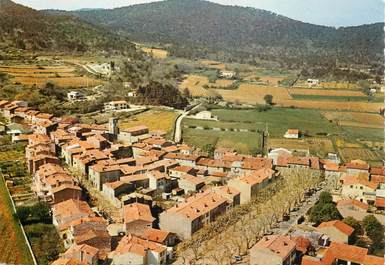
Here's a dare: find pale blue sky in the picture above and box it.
[13,0,384,27]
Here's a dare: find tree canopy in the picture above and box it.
[363,215,384,252]
[309,191,342,224]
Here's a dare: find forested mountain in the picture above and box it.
[0,0,136,53]
[49,0,384,67]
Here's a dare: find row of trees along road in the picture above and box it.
[176,168,322,265]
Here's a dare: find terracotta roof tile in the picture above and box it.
[123,203,155,224]
[114,234,166,256]
[337,199,369,210]
[251,235,296,259]
[317,220,354,236]
[164,190,228,220]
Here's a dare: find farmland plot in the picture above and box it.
[199,60,226,70]
[268,138,335,156]
[322,111,384,129]
[119,109,178,133]
[216,83,292,104]
[289,88,366,97]
[12,76,104,88]
[141,47,169,59]
[339,148,385,162]
[180,75,236,96]
[180,75,209,96]
[0,65,75,73]
[279,100,384,113]
[1,64,104,88]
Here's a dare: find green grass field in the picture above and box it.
[340,126,384,142]
[211,108,342,137]
[183,107,383,157]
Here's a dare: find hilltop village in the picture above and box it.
[1,99,385,265]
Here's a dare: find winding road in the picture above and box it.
[174,103,202,143]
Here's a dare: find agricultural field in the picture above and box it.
[258,76,286,85]
[184,106,384,158]
[295,80,360,90]
[211,108,340,137]
[340,126,384,143]
[183,107,342,155]
[182,127,262,154]
[216,83,292,104]
[338,147,385,163]
[268,138,335,156]
[278,99,384,113]
[0,174,34,265]
[180,74,236,96]
[320,81,360,90]
[12,76,103,88]
[288,88,366,97]
[199,60,226,70]
[0,64,104,88]
[180,75,209,96]
[141,47,169,59]
[119,109,178,134]
[322,111,384,129]
[290,94,378,102]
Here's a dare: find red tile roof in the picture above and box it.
[370,175,385,185]
[164,190,228,220]
[317,220,354,236]
[170,165,196,174]
[164,153,199,161]
[370,167,385,176]
[337,199,369,210]
[301,242,384,265]
[292,236,311,254]
[123,203,155,224]
[142,228,172,244]
[341,174,378,190]
[251,235,296,259]
[345,160,370,170]
[114,234,166,256]
[375,197,385,208]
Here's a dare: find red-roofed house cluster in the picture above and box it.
[249,220,385,265]
[2,99,385,264]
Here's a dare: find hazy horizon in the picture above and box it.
[12,0,385,27]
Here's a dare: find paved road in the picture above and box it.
[174,103,202,143]
[236,183,325,265]
[273,184,324,235]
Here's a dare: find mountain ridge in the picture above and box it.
[0,0,137,53]
[47,0,383,66]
